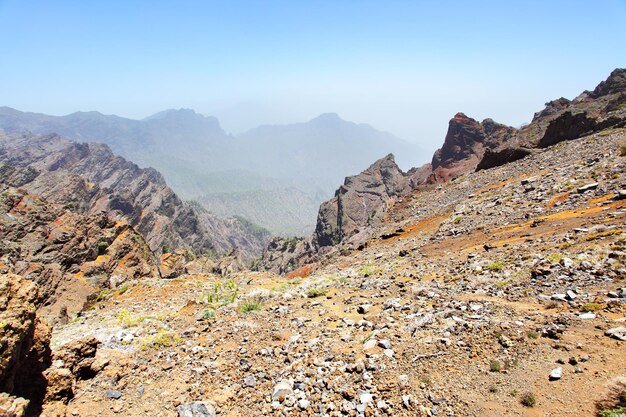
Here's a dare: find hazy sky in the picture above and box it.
[1,1,624,153]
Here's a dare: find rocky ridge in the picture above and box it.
[0,131,270,260]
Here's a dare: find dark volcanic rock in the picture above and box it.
[430,114,516,181]
[538,111,598,148]
[476,147,534,171]
[314,154,409,247]
[589,68,626,98]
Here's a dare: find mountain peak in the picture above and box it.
[589,68,626,98]
[143,108,200,121]
[310,112,344,124]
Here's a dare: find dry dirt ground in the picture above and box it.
[45,129,626,417]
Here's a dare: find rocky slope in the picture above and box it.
[0,131,270,259]
[42,124,626,417]
[259,69,626,273]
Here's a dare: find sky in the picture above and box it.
[0,0,624,153]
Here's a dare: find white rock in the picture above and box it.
[271,380,294,402]
[549,367,563,381]
[360,392,374,404]
[363,339,377,350]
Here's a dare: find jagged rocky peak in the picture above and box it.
[430,113,516,181]
[533,97,572,121]
[588,68,626,98]
[314,153,408,248]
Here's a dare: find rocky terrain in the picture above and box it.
[0,70,625,417]
[0,187,158,321]
[259,69,626,274]
[34,124,626,417]
[0,132,270,259]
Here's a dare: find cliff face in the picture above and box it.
[430,114,517,181]
[0,132,270,260]
[314,154,409,248]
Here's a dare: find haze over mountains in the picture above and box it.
[0,107,423,235]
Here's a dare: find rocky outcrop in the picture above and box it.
[431,114,517,181]
[538,110,626,148]
[44,337,101,404]
[0,132,270,260]
[589,68,626,98]
[314,154,409,248]
[255,237,318,275]
[0,274,51,416]
[476,147,534,171]
[0,187,159,319]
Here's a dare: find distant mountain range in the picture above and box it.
[0,107,424,235]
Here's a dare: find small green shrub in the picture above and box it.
[306,288,328,298]
[117,309,153,328]
[97,241,109,255]
[494,280,508,289]
[201,309,215,320]
[520,392,537,407]
[199,279,238,306]
[358,264,376,277]
[140,329,181,350]
[527,331,539,339]
[599,406,626,417]
[546,253,564,264]
[486,261,505,272]
[581,303,604,312]
[620,144,626,157]
[96,288,113,302]
[239,300,262,314]
[490,360,501,372]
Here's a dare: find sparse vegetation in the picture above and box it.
[140,329,181,350]
[239,300,262,314]
[97,240,109,255]
[546,252,564,264]
[486,261,505,272]
[117,309,154,328]
[199,279,238,306]
[306,288,328,298]
[620,144,626,157]
[201,309,215,320]
[358,264,376,277]
[494,280,508,289]
[521,392,537,407]
[489,360,501,372]
[527,331,539,339]
[586,229,623,241]
[580,302,604,312]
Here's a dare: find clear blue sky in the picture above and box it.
[0,0,624,152]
